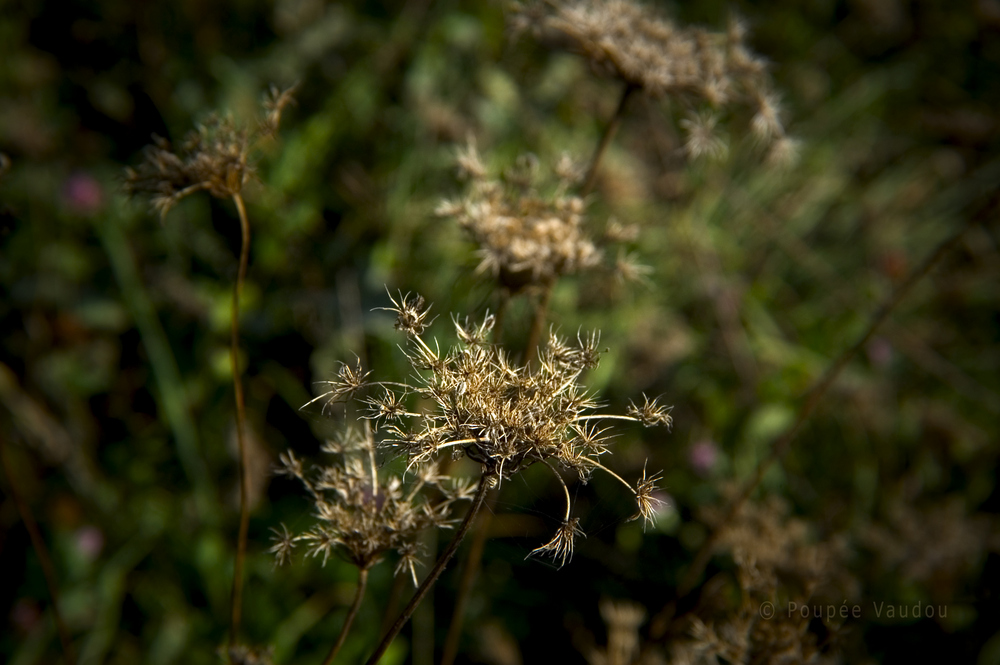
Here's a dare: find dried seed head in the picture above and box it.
[267,523,296,567]
[627,394,674,428]
[377,290,434,337]
[529,517,585,567]
[513,0,792,158]
[437,140,603,292]
[124,85,295,218]
[308,293,672,565]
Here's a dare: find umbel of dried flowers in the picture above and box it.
[305,291,673,565]
[511,0,797,163]
[272,424,475,582]
[436,140,649,292]
[124,85,295,217]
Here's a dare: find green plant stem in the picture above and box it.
[647,210,986,643]
[229,192,252,653]
[322,567,369,665]
[97,210,214,520]
[1,436,76,665]
[439,491,498,665]
[524,281,554,366]
[581,82,637,197]
[365,475,493,665]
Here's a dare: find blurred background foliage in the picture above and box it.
[2,0,1000,663]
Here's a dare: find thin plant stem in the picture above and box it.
[0,435,77,665]
[322,567,370,665]
[646,211,986,643]
[229,192,252,652]
[365,475,494,665]
[493,288,509,346]
[581,82,638,197]
[524,280,554,366]
[439,491,498,665]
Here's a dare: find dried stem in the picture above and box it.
[582,82,637,197]
[524,280,554,365]
[0,436,77,665]
[439,491,498,665]
[322,567,370,665]
[647,209,987,642]
[365,474,494,665]
[229,192,252,652]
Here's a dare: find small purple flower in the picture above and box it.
[63,172,104,215]
[75,525,104,560]
[689,440,719,476]
[11,599,41,633]
[866,337,893,369]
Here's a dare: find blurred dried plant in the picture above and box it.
[511,0,796,163]
[124,85,295,217]
[436,140,649,293]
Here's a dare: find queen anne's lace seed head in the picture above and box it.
[511,0,793,161]
[273,425,470,577]
[305,293,672,563]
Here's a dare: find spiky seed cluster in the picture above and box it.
[511,0,796,162]
[272,427,474,581]
[124,85,295,217]
[436,140,603,292]
[311,292,672,564]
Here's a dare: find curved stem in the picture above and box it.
[1,436,76,665]
[229,192,252,652]
[322,567,370,665]
[365,474,494,665]
[581,83,637,197]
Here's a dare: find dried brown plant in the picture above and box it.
[437,140,650,295]
[510,0,796,163]
[308,291,672,565]
[273,425,474,579]
[124,85,295,217]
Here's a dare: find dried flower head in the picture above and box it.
[274,425,472,577]
[124,85,295,217]
[309,292,672,563]
[512,0,793,160]
[436,139,603,292]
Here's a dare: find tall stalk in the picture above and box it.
[365,475,494,665]
[322,567,370,665]
[228,192,252,653]
[581,83,638,197]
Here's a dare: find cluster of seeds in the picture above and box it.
[124,85,295,217]
[511,0,796,163]
[272,425,475,581]
[436,142,603,292]
[304,292,672,565]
